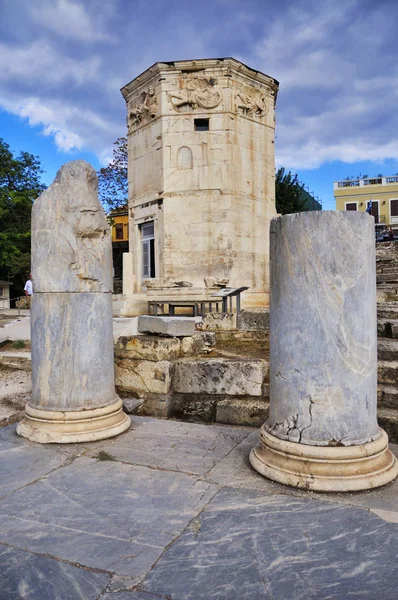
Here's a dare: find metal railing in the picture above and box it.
[335,175,398,189]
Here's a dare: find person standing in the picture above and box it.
[24,273,33,309]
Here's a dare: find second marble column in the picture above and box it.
[250,211,398,491]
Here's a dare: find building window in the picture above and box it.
[391,199,398,217]
[345,203,357,211]
[115,223,124,240]
[194,118,209,132]
[367,201,379,223]
[141,221,155,279]
[0,287,3,297]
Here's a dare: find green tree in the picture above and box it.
[97,137,128,211]
[0,138,46,292]
[275,167,306,215]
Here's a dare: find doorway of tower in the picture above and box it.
[141,221,155,279]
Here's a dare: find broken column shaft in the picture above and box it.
[17,160,130,443]
[250,211,398,491]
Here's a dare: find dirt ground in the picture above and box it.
[0,314,17,328]
[0,365,30,426]
[0,340,31,352]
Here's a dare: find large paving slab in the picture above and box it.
[88,417,251,475]
[1,416,398,599]
[140,487,398,600]
[0,455,218,579]
[205,430,398,522]
[0,543,109,600]
[0,440,67,499]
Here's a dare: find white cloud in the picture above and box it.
[0,94,118,153]
[29,0,112,42]
[251,0,398,169]
[0,40,101,86]
[0,0,397,174]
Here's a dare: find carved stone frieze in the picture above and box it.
[168,75,222,111]
[235,86,270,119]
[128,88,157,131]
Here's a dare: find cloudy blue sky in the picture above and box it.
[1,0,398,209]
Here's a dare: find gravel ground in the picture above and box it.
[0,367,30,426]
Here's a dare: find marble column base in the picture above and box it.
[16,399,131,444]
[250,426,398,492]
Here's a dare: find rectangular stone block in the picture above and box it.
[173,358,267,396]
[377,385,398,410]
[237,309,269,332]
[115,358,172,395]
[168,393,218,423]
[180,332,216,356]
[202,313,237,331]
[138,316,196,337]
[216,397,269,427]
[139,394,172,418]
[115,335,181,361]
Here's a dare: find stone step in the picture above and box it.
[376,267,398,275]
[378,338,398,360]
[378,408,398,444]
[377,273,398,284]
[378,360,398,386]
[378,385,398,410]
[377,304,398,320]
[377,288,398,302]
[378,319,398,339]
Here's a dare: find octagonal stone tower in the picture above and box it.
[120,58,279,314]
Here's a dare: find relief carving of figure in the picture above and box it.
[168,76,222,110]
[236,89,268,118]
[128,88,157,130]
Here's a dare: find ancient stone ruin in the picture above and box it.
[119,58,279,315]
[17,160,130,443]
[250,211,398,491]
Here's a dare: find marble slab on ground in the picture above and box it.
[0,543,109,600]
[140,487,398,600]
[2,416,398,599]
[0,439,67,499]
[0,455,218,577]
[0,422,123,458]
[88,416,251,475]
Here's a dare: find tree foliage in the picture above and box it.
[0,138,46,290]
[97,137,128,211]
[275,167,306,215]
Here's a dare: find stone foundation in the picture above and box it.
[115,330,269,425]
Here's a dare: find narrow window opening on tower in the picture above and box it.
[194,118,209,131]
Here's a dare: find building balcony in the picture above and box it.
[334,176,398,190]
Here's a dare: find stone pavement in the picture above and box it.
[1,416,398,599]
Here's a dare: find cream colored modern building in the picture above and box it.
[334,175,398,226]
[120,58,278,315]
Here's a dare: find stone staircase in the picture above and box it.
[377,243,398,441]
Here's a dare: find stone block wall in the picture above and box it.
[115,331,269,426]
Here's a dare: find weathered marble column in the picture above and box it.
[17,161,131,443]
[250,211,398,491]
